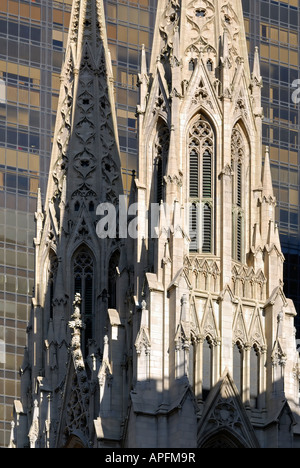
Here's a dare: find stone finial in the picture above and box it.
[69,293,85,353]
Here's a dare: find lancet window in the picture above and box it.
[202,336,213,400]
[108,250,120,309]
[233,342,243,395]
[48,250,58,320]
[231,127,245,262]
[231,339,263,407]
[73,248,94,354]
[154,119,170,204]
[188,339,196,389]
[189,115,214,253]
[250,345,260,408]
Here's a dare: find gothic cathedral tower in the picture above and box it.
[9,0,300,448]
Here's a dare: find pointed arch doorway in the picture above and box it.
[64,434,86,448]
[200,429,247,448]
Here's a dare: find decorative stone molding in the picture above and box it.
[159,0,181,57]
[185,0,216,57]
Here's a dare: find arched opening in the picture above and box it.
[189,58,196,71]
[233,341,243,395]
[189,114,215,253]
[63,434,86,449]
[250,344,260,408]
[73,246,94,355]
[231,125,249,263]
[188,338,196,389]
[206,59,213,72]
[48,249,58,320]
[200,429,247,448]
[202,336,213,400]
[108,250,120,309]
[154,118,169,204]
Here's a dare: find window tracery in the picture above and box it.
[189,115,214,253]
[73,248,94,355]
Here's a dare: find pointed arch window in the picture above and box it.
[250,345,260,408]
[189,59,197,71]
[231,127,245,262]
[188,336,197,390]
[73,248,94,355]
[202,336,213,400]
[189,115,214,253]
[233,341,243,395]
[108,250,120,309]
[154,119,169,204]
[48,250,58,320]
[206,59,213,72]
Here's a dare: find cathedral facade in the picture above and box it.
[9,0,300,448]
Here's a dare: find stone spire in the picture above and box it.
[10,0,126,449]
[45,0,122,218]
[9,0,300,450]
[262,146,275,200]
[149,0,251,80]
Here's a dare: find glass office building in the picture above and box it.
[242,0,300,331]
[0,0,156,447]
[0,0,299,447]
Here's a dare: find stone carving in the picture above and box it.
[231,264,266,301]
[69,293,86,365]
[201,298,219,345]
[65,293,90,441]
[159,0,181,56]
[101,155,119,186]
[191,79,214,109]
[72,182,97,200]
[153,89,168,117]
[101,154,120,205]
[233,304,247,345]
[185,0,216,56]
[135,301,151,356]
[53,64,74,195]
[231,127,245,164]
[65,372,89,440]
[52,0,122,207]
[221,2,240,64]
[185,256,220,292]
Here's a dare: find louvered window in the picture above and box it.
[237,163,242,207]
[156,157,163,204]
[189,115,214,253]
[189,150,199,198]
[231,127,245,262]
[202,150,212,198]
[189,203,198,251]
[236,215,242,262]
[203,203,212,253]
